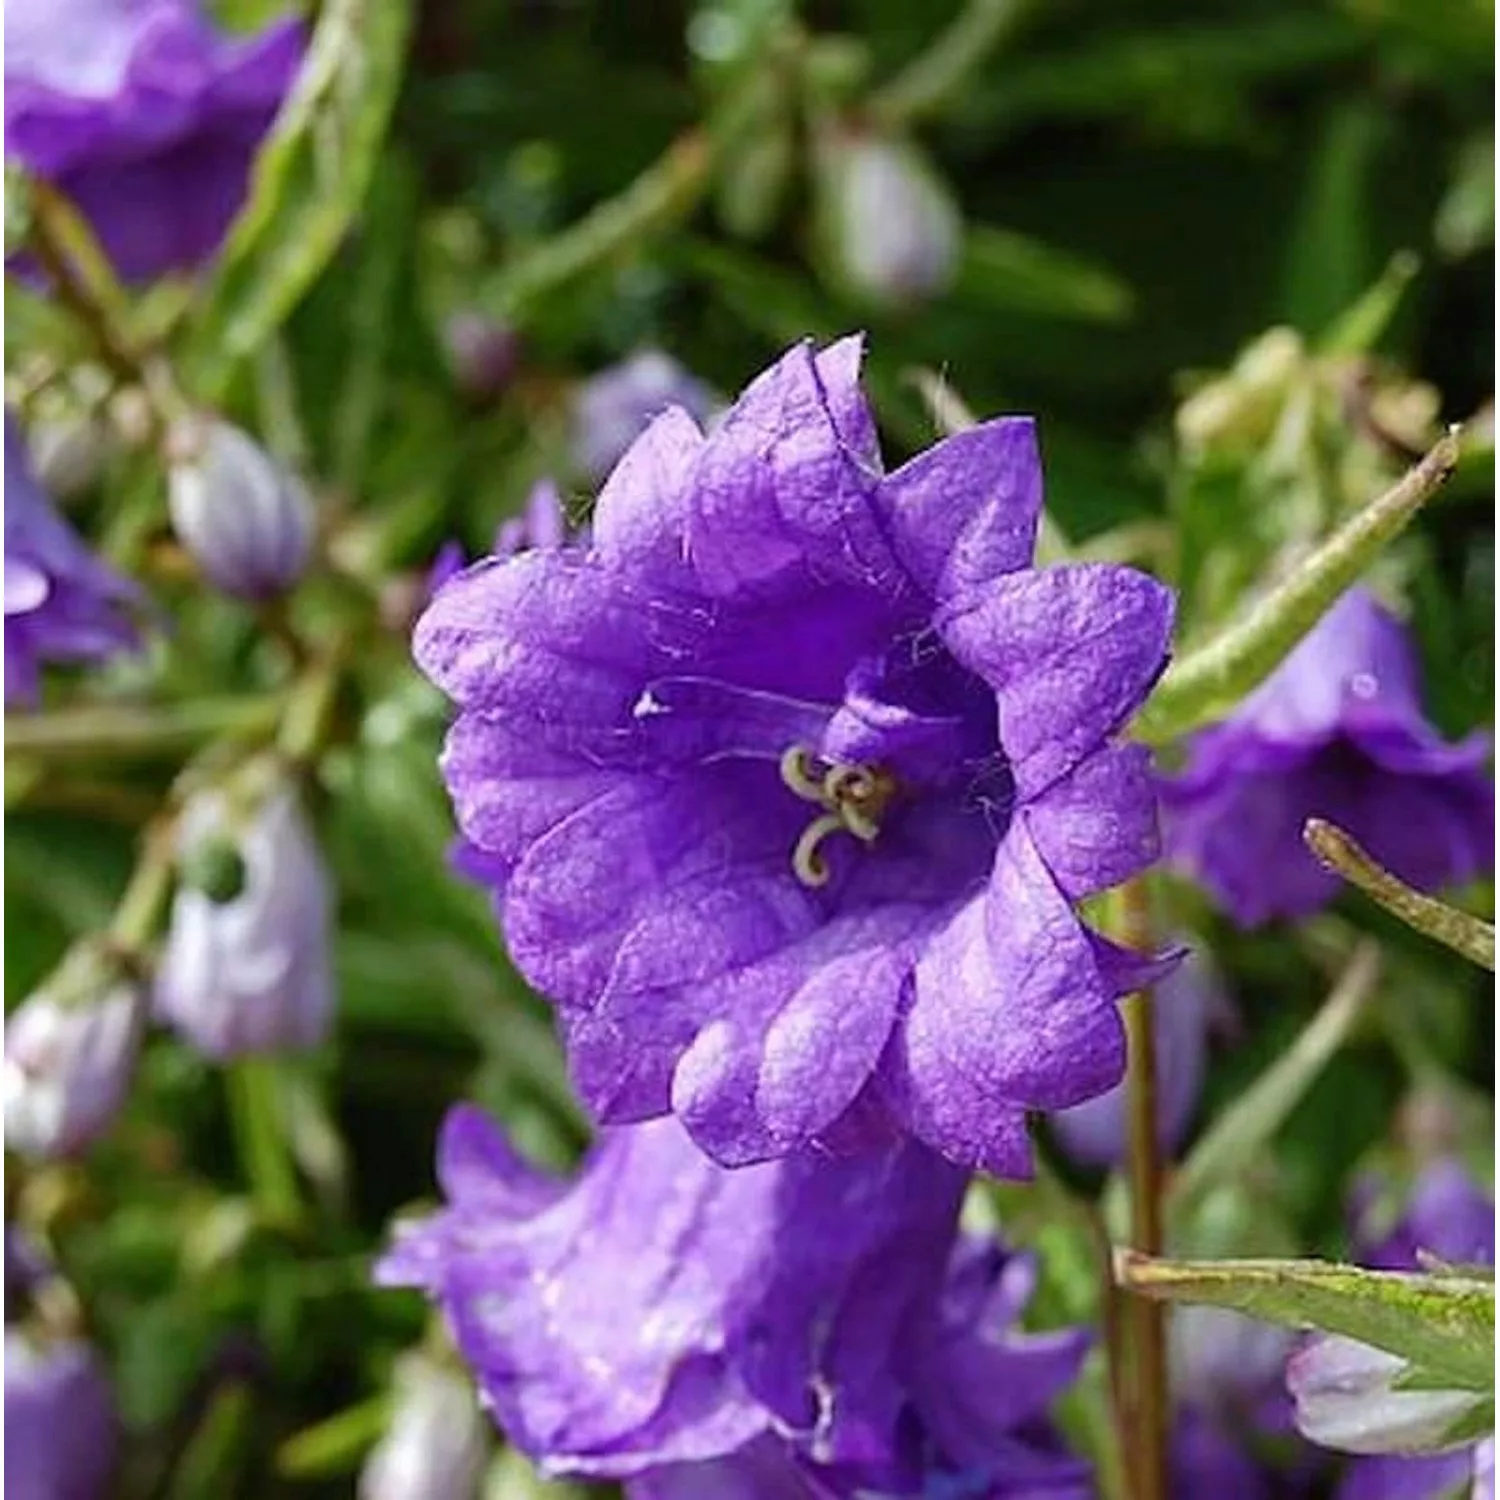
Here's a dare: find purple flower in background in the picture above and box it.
[5,1329,117,1500]
[1161,587,1493,927]
[2,954,144,1160]
[378,1106,1090,1497]
[415,337,1175,1176]
[443,312,522,404]
[1352,1157,1495,1272]
[5,414,137,707]
[570,349,720,483]
[5,0,304,283]
[1050,947,1221,1169]
[1331,1161,1495,1500]
[155,780,333,1059]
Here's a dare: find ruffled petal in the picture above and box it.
[1026,740,1161,899]
[874,417,1042,600]
[940,563,1174,799]
[879,815,1126,1171]
[686,342,897,600]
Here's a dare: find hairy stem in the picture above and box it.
[1305,819,1495,970]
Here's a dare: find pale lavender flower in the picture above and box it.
[155,781,333,1058]
[4,1329,116,1500]
[570,350,719,482]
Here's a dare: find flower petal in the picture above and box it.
[879,815,1127,1172]
[941,564,1174,799]
[874,418,1042,600]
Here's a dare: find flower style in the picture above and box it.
[155,778,334,1059]
[6,0,304,283]
[5,413,138,707]
[570,350,720,483]
[415,337,1175,1175]
[1160,587,1494,927]
[377,1106,1090,1497]
[5,1328,117,1500]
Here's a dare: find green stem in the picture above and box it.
[276,643,348,769]
[276,1393,392,1479]
[1305,820,1495,970]
[1119,879,1168,1500]
[109,819,179,952]
[868,0,1031,127]
[1134,430,1461,744]
[5,695,283,762]
[164,1385,255,1500]
[227,1059,302,1228]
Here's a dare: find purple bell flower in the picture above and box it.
[5,0,305,283]
[154,779,333,1059]
[414,336,1175,1176]
[1332,1161,1495,1500]
[5,413,137,707]
[1160,587,1493,927]
[5,1329,117,1500]
[377,1106,1091,1497]
[569,350,720,483]
[1050,947,1221,1169]
[2,950,145,1160]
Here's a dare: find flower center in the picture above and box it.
[779,746,898,888]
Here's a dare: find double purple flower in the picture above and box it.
[6,0,304,283]
[5,414,138,707]
[378,1107,1091,1497]
[1161,587,1493,926]
[416,337,1174,1176]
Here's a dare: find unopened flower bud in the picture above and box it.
[359,1352,488,1500]
[1176,327,1306,456]
[1288,1331,1488,1457]
[443,313,521,404]
[155,775,333,1059]
[816,127,961,308]
[166,417,314,601]
[2,947,145,1159]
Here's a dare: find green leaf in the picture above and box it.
[1116,1253,1495,1394]
[959,226,1135,323]
[1133,431,1460,743]
[186,0,413,398]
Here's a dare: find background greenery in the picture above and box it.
[5,0,1494,1494]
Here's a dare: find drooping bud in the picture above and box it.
[2,945,145,1160]
[154,770,333,1060]
[4,1328,117,1498]
[358,1351,488,1500]
[166,416,314,601]
[1288,1332,1489,1457]
[815,125,962,308]
[442,313,521,405]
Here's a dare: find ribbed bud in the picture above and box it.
[358,1352,488,1500]
[154,772,333,1059]
[2,945,145,1159]
[816,126,961,308]
[1288,1332,1488,1457]
[166,417,314,601]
